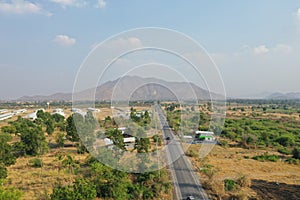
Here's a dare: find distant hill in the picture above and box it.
[267,92,300,100]
[18,76,220,102]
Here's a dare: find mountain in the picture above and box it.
[267,92,300,100]
[18,76,220,101]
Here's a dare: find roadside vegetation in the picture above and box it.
[0,103,171,199]
[165,99,300,199]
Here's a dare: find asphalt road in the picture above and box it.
[156,105,208,200]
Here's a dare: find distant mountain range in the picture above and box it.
[266,92,300,100]
[17,76,220,102]
[14,76,300,101]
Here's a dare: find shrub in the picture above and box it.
[0,166,7,179]
[187,150,198,158]
[278,147,291,155]
[29,158,43,168]
[236,175,250,187]
[285,158,300,165]
[224,179,237,191]
[200,164,216,180]
[0,186,23,200]
[51,178,96,200]
[292,147,300,159]
[252,153,279,162]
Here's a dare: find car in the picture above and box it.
[186,195,195,200]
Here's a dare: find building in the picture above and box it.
[0,113,14,121]
[24,109,44,120]
[195,131,216,141]
[87,107,100,112]
[13,109,27,114]
[0,109,8,114]
[52,108,65,117]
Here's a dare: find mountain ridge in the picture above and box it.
[17,76,220,101]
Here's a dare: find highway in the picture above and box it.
[155,104,208,200]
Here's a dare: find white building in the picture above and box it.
[0,113,14,121]
[0,109,8,114]
[13,109,27,114]
[87,107,100,112]
[53,108,65,117]
[24,109,44,120]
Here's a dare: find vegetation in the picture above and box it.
[50,178,96,200]
[0,186,23,200]
[252,153,279,162]
[224,179,237,191]
[130,107,151,127]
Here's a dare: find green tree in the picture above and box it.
[45,118,55,135]
[52,113,65,123]
[55,132,65,148]
[66,113,82,142]
[0,134,16,166]
[0,186,23,200]
[19,125,48,156]
[50,178,96,200]
[292,147,300,159]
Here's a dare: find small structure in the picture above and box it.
[195,131,216,141]
[118,127,127,134]
[13,109,27,114]
[53,108,65,117]
[87,107,100,112]
[103,137,135,146]
[123,137,136,143]
[104,138,113,146]
[71,108,86,116]
[24,109,44,120]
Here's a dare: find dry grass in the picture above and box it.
[5,148,88,200]
[188,144,300,199]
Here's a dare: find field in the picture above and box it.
[188,145,300,199]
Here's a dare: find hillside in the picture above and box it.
[18,76,219,101]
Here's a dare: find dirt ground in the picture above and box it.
[188,145,300,199]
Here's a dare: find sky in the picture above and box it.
[0,0,300,99]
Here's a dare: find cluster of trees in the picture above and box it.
[0,106,173,200]
[164,103,179,112]
[130,108,151,127]
[221,117,300,149]
[166,110,181,132]
[0,126,22,199]
[51,157,171,200]
[66,111,97,153]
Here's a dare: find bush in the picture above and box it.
[0,166,7,179]
[224,179,237,191]
[285,158,300,165]
[0,186,23,200]
[236,175,250,187]
[51,178,96,200]
[278,147,291,155]
[219,140,228,148]
[252,153,279,162]
[292,147,300,159]
[29,158,43,168]
[187,150,198,158]
[200,164,216,180]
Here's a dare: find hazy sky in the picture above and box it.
[0,0,300,99]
